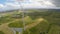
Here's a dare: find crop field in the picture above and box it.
[0,9,60,34]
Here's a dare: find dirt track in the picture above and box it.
[0,18,44,34]
[0,19,20,34]
[25,18,44,30]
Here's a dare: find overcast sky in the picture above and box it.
[0,0,60,11]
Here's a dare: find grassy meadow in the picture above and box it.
[0,9,60,34]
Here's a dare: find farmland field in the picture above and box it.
[0,9,60,34]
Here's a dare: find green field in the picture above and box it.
[0,9,60,34]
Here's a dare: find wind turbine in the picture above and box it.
[6,0,27,34]
[16,0,26,31]
[6,0,31,34]
[16,0,31,34]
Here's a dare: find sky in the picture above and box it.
[0,0,60,11]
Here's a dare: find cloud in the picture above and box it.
[43,1,55,7]
[5,2,20,8]
[49,0,60,7]
[7,0,56,8]
[0,4,4,8]
[22,0,56,8]
[0,0,58,11]
[0,2,20,11]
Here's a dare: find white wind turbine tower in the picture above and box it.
[16,0,31,34]
[7,0,31,34]
[16,0,26,34]
[6,0,27,34]
[16,0,25,30]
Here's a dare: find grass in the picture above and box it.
[8,16,35,28]
[24,16,34,25]
[0,16,15,24]
[16,31,19,34]
[48,25,60,34]
[0,31,4,34]
[23,21,49,34]
[23,10,60,34]
[0,9,60,34]
[8,21,23,28]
